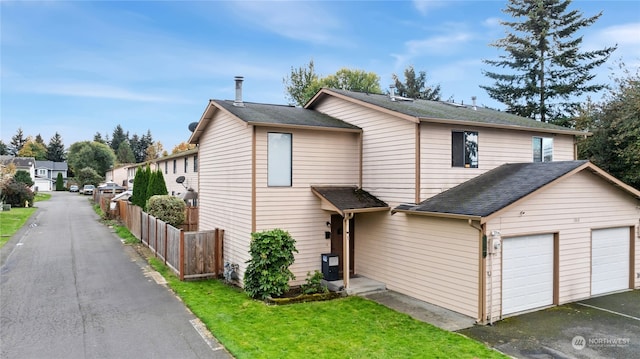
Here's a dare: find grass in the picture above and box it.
[0,192,50,248]
[145,256,507,359]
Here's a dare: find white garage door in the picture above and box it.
[502,234,554,315]
[592,227,629,296]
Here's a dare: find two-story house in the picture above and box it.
[0,156,36,189]
[34,160,68,191]
[188,78,640,324]
[153,148,198,201]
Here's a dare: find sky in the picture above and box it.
[1,0,639,153]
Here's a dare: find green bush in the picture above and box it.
[131,165,149,209]
[55,173,64,191]
[147,169,168,199]
[1,178,35,207]
[14,170,34,188]
[244,229,298,300]
[301,270,328,295]
[146,195,185,227]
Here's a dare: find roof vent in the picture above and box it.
[389,84,396,101]
[472,96,477,110]
[233,76,244,107]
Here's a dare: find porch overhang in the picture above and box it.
[311,186,389,217]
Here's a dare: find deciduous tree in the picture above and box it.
[67,141,116,176]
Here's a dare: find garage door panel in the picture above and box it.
[592,227,629,296]
[502,234,554,315]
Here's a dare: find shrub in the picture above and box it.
[131,165,150,209]
[55,173,64,191]
[147,169,168,199]
[301,270,329,295]
[1,178,35,207]
[244,229,298,300]
[14,170,34,188]
[146,195,185,227]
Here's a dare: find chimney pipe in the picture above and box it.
[234,76,244,107]
[471,96,477,110]
[389,84,396,101]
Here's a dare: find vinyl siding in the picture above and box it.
[255,127,360,284]
[198,111,254,274]
[155,153,199,196]
[314,98,416,205]
[420,123,576,199]
[356,212,480,318]
[485,170,640,321]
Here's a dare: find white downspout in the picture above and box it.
[343,212,354,290]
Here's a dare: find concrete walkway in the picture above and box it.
[363,290,477,331]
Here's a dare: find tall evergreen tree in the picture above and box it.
[35,134,45,144]
[481,0,616,123]
[55,172,64,191]
[116,141,136,164]
[391,66,441,100]
[93,132,106,144]
[10,128,26,156]
[110,125,128,153]
[0,141,8,155]
[131,165,150,209]
[147,169,168,202]
[47,132,66,162]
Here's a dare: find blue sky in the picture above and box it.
[1,1,639,152]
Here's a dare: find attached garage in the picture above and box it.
[592,227,630,296]
[502,234,555,315]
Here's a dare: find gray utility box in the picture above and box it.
[321,253,339,281]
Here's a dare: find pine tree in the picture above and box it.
[116,141,136,164]
[10,128,26,156]
[481,0,616,123]
[131,166,149,209]
[55,172,64,191]
[391,66,441,100]
[146,169,168,202]
[46,132,66,162]
[0,141,8,155]
[110,125,128,153]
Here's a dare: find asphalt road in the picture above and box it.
[1,192,231,359]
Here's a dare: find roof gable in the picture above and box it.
[309,89,587,136]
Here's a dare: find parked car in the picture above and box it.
[82,185,95,195]
[69,185,79,192]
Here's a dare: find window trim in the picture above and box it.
[532,136,553,162]
[193,155,198,172]
[173,159,177,174]
[451,130,478,168]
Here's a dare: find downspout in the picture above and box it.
[343,212,354,290]
[468,219,487,324]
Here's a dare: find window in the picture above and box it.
[268,133,292,186]
[452,131,478,168]
[193,155,198,172]
[173,159,177,174]
[38,169,47,176]
[533,137,553,162]
[164,162,168,174]
[184,158,188,173]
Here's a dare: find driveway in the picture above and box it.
[458,290,640,358]
[1,192,232,359]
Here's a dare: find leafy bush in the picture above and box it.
[146,195,185,227]
[244,229,298,300]
[14,170,34,187]
[301,271,329,295]
[1,178,35,207]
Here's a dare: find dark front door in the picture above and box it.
[330,214,354,277]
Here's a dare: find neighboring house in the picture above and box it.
[105,164,133,189]
[0,156,36,189]
[188,78,640,324]
[154,148,199,199]
[34,160,68,191]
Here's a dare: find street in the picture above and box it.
[0,192,230,359]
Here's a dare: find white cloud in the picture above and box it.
[24,81,186,103]
[391,31,474,69]
[412,0,449,16]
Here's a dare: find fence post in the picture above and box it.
[179,230,185,281]
[164,222,168,265]
[216,229,224,276]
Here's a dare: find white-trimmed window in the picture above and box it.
[193,155,198,172]
[452,131,478,168]
[268,133,292,187]
[38,169,47,176]
[533,137,553,162]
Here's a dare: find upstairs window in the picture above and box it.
[268,133,292,187]
[533,137,553,162]
[452,131,478,168]
[173,159,177,174]
[164,162,168,174]
[184,158,188,173]
[193,155,198,172]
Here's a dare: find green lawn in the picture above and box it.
[0,192,51,248]
[148,256,506,359]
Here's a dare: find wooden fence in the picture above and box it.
[118,202,223,280]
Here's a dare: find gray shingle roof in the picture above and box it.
[394,161,589,217]
[214,100,361,130]
[312,186,388,213]
[322,89,585,134]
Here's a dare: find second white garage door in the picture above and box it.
[502,234,554,315]
[592,227,629,296]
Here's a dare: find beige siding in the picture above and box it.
[155,153,199,196]
[485,170,640,321]
[255,127,360,284]
[314,98,416,205]
[198,112,254,274]
[356,212,480,318]
[420,123,576,199]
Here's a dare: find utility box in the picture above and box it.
[321,253,339,281]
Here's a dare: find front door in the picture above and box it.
[330,214,354,277]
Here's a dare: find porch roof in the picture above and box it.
[311,186,389,216]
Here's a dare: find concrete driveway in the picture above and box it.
[458,290,639,359]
